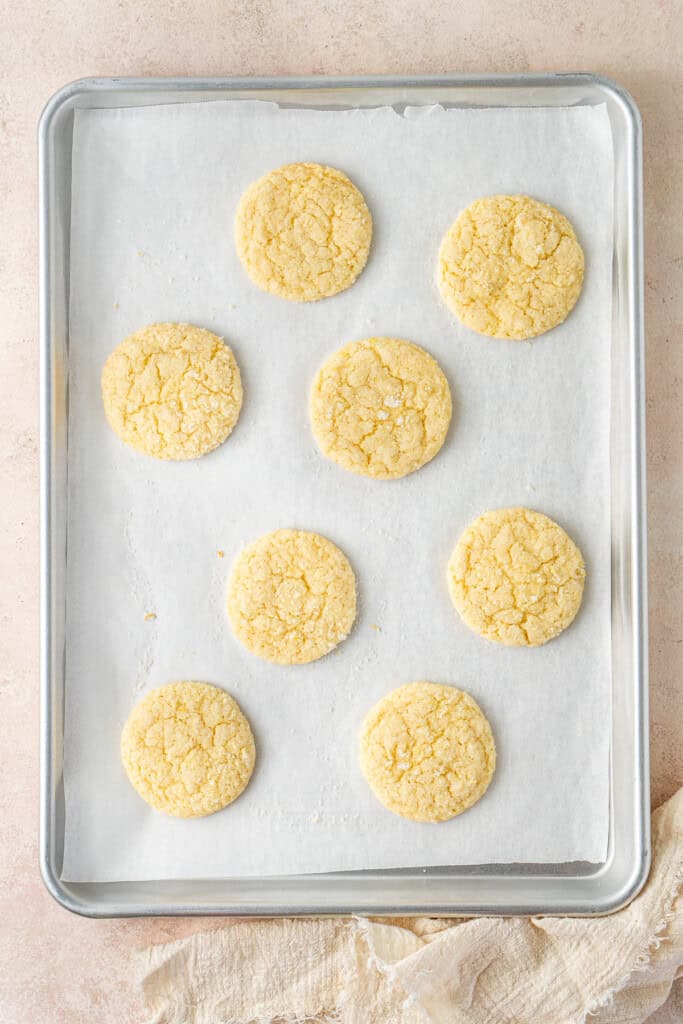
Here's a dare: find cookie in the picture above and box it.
[360,681,496,823]
[227,528,357,665]
[310,337,452,480]
[120,681,255,818]
[448,507,586,647]
[102,322,242,460]
[235,162,372,302]
[438,195,584,340]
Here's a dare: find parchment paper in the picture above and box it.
[63,100,613,882]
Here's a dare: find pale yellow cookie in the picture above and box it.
[360,681,496,823]
[438,195,584,340]
[235,162,372,302]
[310,337,452,480]
[101,322,242,460]
[120,681,255,818]
[227,529,357,665]
[448,507,586,647]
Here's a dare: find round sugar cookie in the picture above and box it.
[360,681,496,823]
[310,337,452,480]
[235,162,372,302]
[227,528,357,665]
[102,322,243,460]
[120,681,255,818]
[438,195,585,340]
[448,507,586,647]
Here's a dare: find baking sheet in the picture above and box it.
[62,99,613,882]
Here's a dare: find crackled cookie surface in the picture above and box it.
[360,681,496,822]
[438,195,584,340]
[448,507,586,647]
[120,681,255,817]
[310,337,452,480]
[235,163,372,301]
[102,322,242,460]
[227,529,357,665]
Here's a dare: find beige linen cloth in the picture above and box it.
[139,788,683,1024]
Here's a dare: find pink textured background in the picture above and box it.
[1,1,681,1020]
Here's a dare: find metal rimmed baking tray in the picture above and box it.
[39,73,648,917]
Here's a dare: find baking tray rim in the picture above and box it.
[39,72,649,918]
